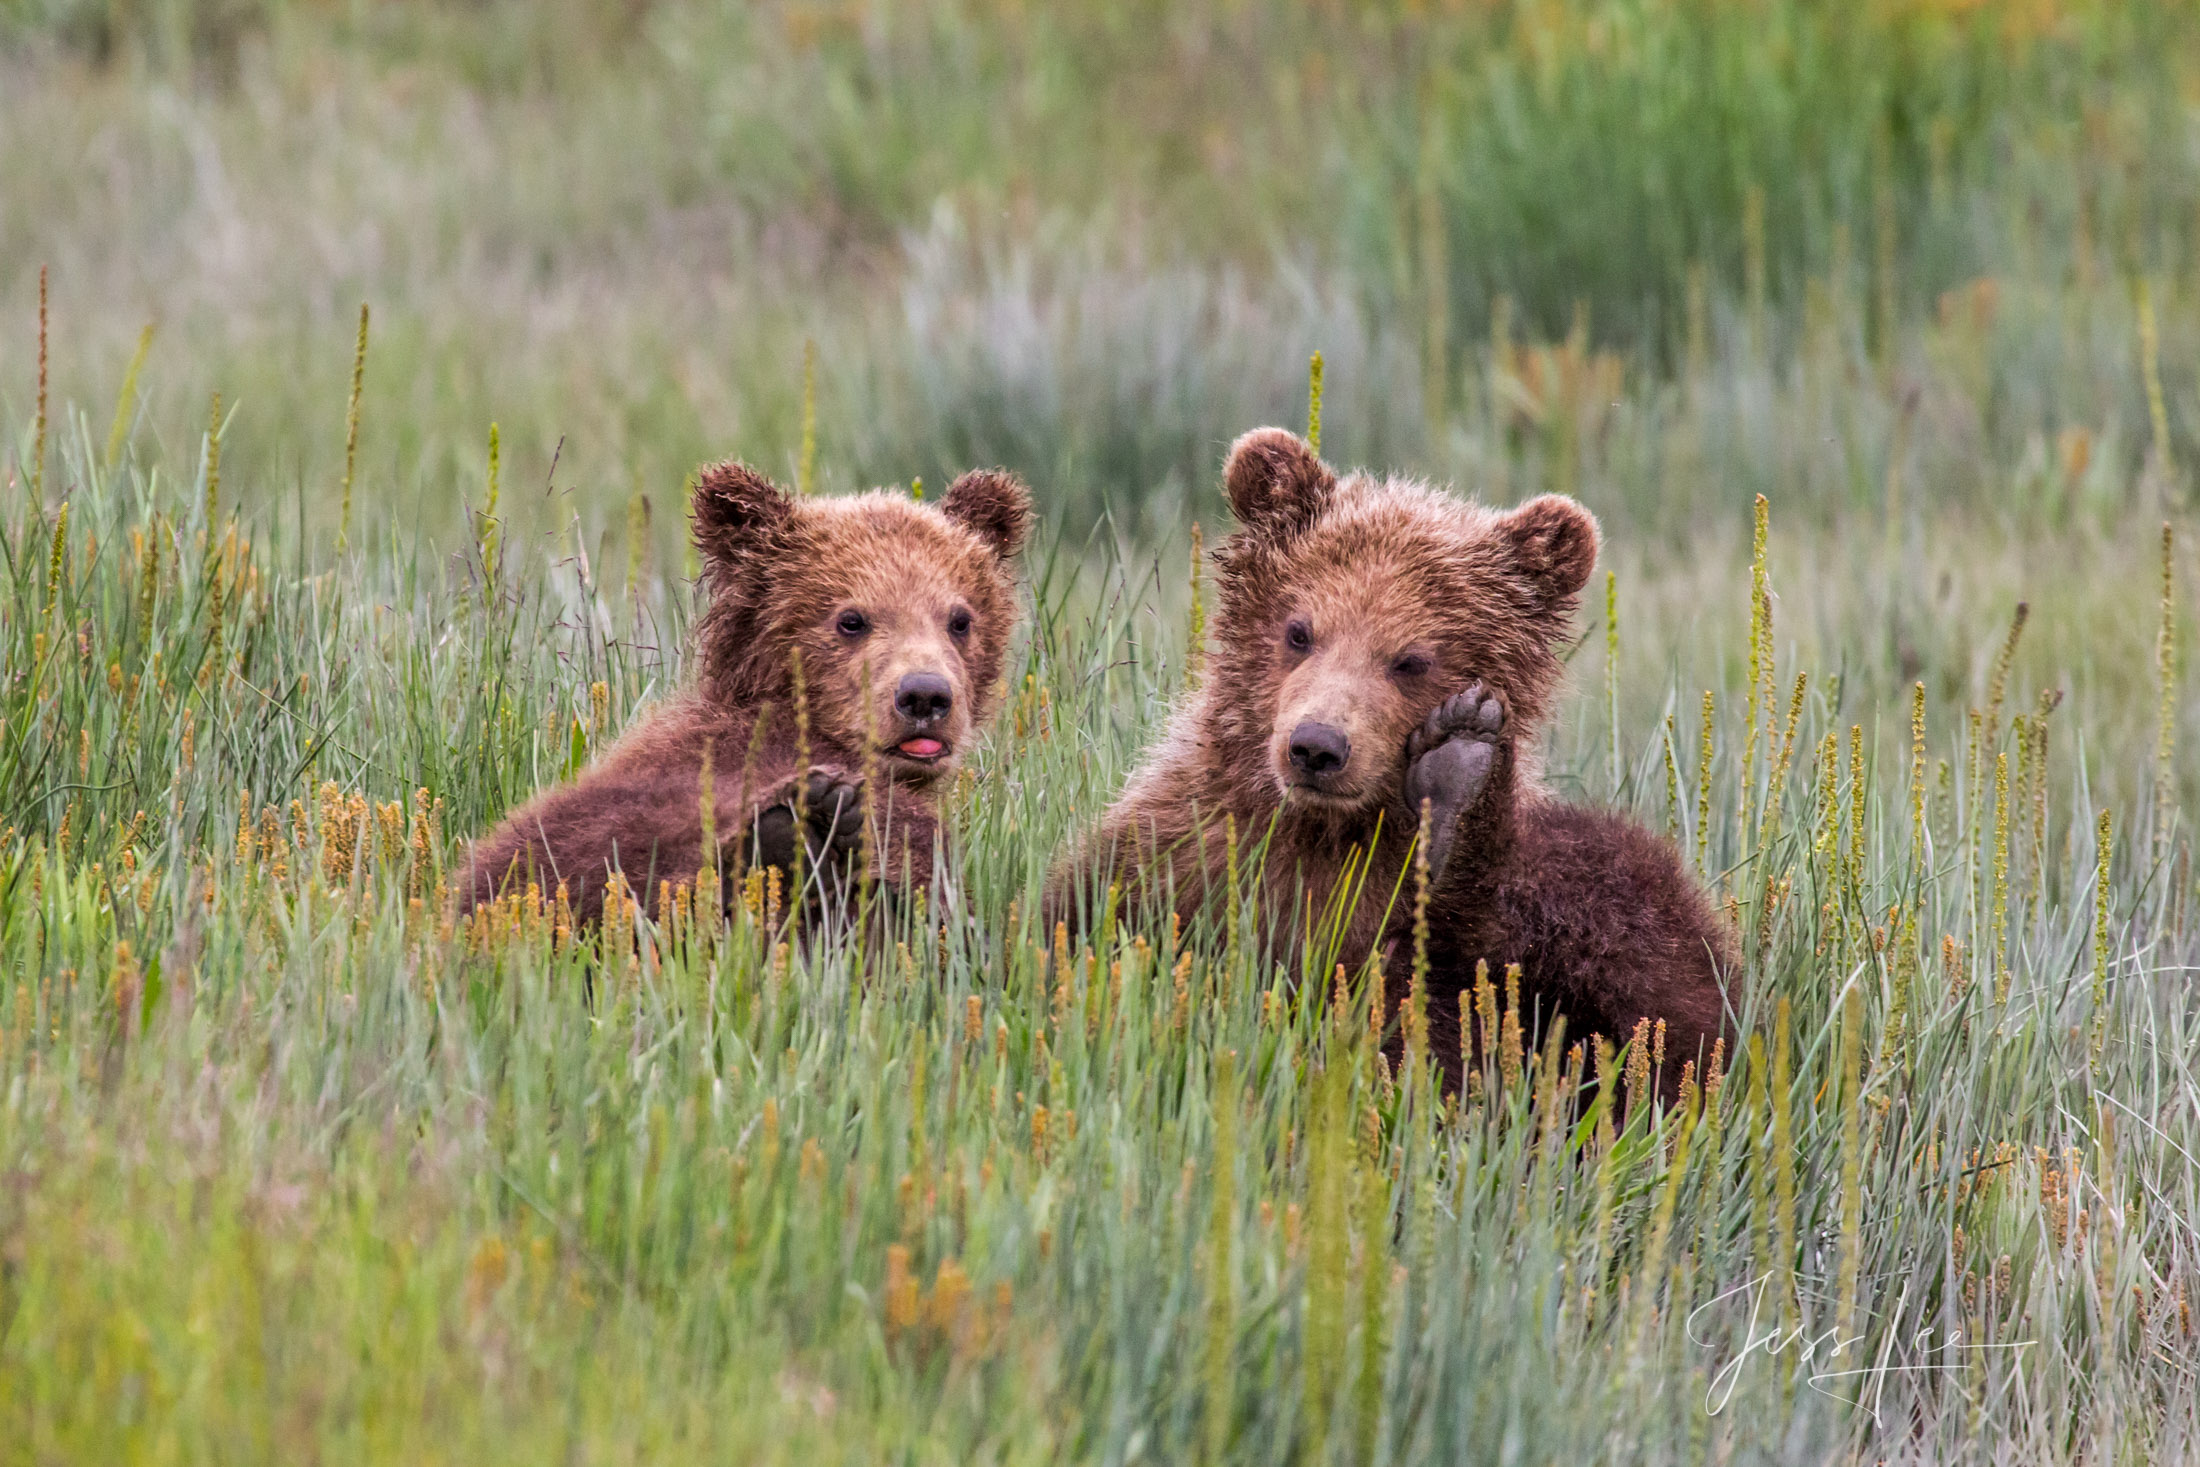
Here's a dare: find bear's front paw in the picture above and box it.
[1402,685,1509,881]
[748,770,867,876]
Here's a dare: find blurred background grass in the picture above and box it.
[4,0,2196,547]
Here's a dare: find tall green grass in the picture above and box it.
[3,371,2197,1461]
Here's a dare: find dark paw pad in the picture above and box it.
[1402,685,1508,878]
[1404,686,1507,765]
[749,771,866,874]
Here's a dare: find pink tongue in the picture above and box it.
[900,737,944,758]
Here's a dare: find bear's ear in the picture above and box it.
[690,460,794,570]
[1498,494,1599,611]
[1223,427,1337,539]
[940,468,1033,559]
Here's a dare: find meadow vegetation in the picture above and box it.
[4,1,2200,1460]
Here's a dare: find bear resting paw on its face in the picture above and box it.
[1057,426,1732,1100]
[1401,683,1508,883]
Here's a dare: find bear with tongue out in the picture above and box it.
[461,460,1032,926]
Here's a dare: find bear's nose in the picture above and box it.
[895,672,955,724]
[1288,722,1351,779]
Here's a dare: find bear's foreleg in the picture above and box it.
[1400,684,1518,897]
[735,766,943,930]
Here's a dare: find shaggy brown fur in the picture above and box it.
[1059,427,1732,1093]
[462,461,1031,924]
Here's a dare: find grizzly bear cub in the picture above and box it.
[1062,427,1731,1092]
[462,460,1032,924]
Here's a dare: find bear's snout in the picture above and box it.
[1286,721,1351,784]
[895,672,955,725]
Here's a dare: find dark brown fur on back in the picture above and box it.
[463,462,1031,923]
[1058,427,1732,1094]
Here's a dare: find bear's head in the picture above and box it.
[1207,426,1597,824]
[689,462,1032,780]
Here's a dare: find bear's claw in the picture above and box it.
[1402,684,1508,882]
[749,770,867,876]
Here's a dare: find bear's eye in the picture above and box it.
[836,609,871,638]
[1391,652,1432,680]
[1284,618,1313,654]
[947,608,973,641]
